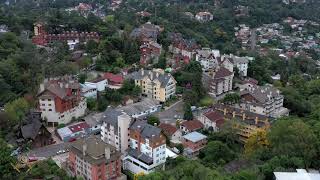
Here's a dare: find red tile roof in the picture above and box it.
[68,122,90,133]
[203,110,225,128]
[104,73,124,84]
[159,123,178,137]
[180,120,204,131]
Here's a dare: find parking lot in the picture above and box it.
[28,142,70,158]
[155,100,184,124]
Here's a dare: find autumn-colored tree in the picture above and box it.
[244,129,269,157]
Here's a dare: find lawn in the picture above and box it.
[199,96,214,107]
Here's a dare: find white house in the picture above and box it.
[123,120,166,174]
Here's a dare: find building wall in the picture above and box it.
[198,115,218,131]
[182,138,207,152]
[85,80,108,92]
[101,113,131,153]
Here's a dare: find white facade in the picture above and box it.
[123,141,166,174]
[85,79,108,92]
[80,84,97,98]
[198,115,219,131]
[195,48,220,71]
[67,39,80,50]
[100,112,132,153]
[39,98,87,124]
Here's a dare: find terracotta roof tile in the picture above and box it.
[180,120,204,131]
[159,123,178,137]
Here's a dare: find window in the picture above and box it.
[49,109,52,111]
[48,99,52,101]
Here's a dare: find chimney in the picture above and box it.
[242,113,246,120]
[255,117,259,125]
[105,147,110,159]
[154,123,157,126]
[156,72,159,78]
[223,108,227,116]
[141,68,144,76]
[232,111,236,118]
[59,82,63,88]
[83,143,87,156]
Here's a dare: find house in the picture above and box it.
[18,111,52,148]
[179,120,204,134]
[85,77,108,92]
[140,41,162,66]
[127,68,176,102]
[117,98,161,118]
[57,122,90,142]
[32,22,100,48]
[182,132,207,157]
[197,110,225,131]
[104,72,124,89]
[208,103,271,143]
[159,123,182,144]
[123,120,166,174]
[37,76,87,126]
[136,11,152,17]
[80,83,97,98]
[100,108,132,153]
[195,12,213,22]
[67,136,123,180]
[168,32,199,60]
[130,22,161,43]
[202,66,234,97]
[274,169,320,180]
[239,83,289,118]
[195,48,220,71]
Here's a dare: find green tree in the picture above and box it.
[4,98,29,124]
[0,138,16,178]
[183,104,193,120]
[147,115,160,126]
[199,141,235,166]
[268,119,318,168]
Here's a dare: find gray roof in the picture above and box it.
[183,132,207,143]
[101,108,130,134]
[240,84,281,104]
[130,120,162,140]
[118,98,160,116]
[21,111,45,140]
[127,69,175,88]
[128,148,153,165]
[70,135,121,165]
[232,56,249,64]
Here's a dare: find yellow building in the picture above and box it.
[129,69,176,102]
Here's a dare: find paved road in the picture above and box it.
[156,100,184,124]
[28,142,70,158]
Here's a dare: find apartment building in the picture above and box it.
[37,76,87,126]
[128,68,176,102]
[100,108,132,153]
[202,66,234,97]
[195,48,220,72]
[123,120,166,174]
[67,136,122,180]
[201,104,271,143]
[239,83,289,118]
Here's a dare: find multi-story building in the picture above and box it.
[200,103,271,143]
[202,66,234,97]
[140,41,162,66]
[225,55,249,77]
[239,83,289,118]
[32,22,100,48]
[123,120,166,174]
[128,68,176,102]
[117,98,161,118]
[195,48,220,72]
[195,12,213,22]
[100,108,132,153]
[168,32,200,60]
[67,135,122,180]
[37,76,87,126]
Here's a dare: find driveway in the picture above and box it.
[27,142,70,158]
[156,100,184,124]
